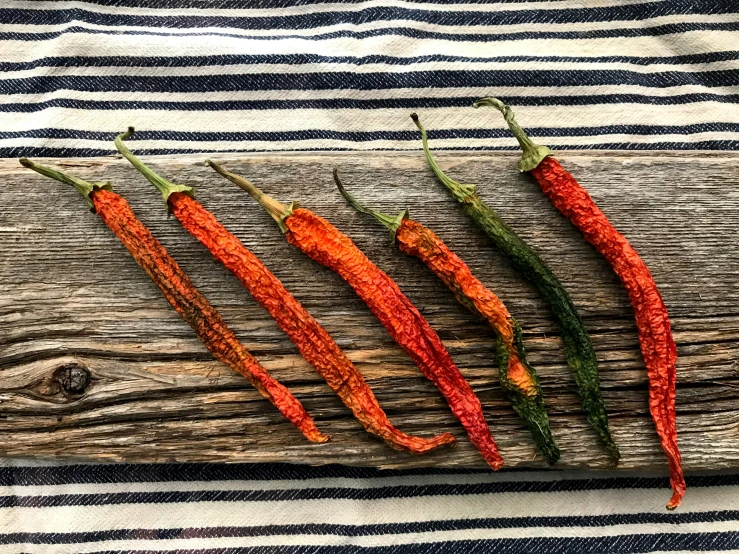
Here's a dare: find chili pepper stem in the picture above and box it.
[413,112,619,465]
[19,158,112,211]
[114,127,194,209]
[205,160,298,233]
[21,159,330,444]
[410,113,477,203]
[473,98,553,173]
[485,99,684,507]
[333,169,407,243]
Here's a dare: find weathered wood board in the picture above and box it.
[0,151,738,471]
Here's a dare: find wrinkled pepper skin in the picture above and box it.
[113,129,455,454]
[284,208,504,470]
[333,173,559,464]
[479,98,684,509]
[396,218,560,464]
[21,159,327,444]
[412,114,618,464]
[531,159,683,506]
[91,192,329,444]
[167,191,456,454]
[205,160,504,470]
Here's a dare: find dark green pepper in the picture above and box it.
[411,113,619,463]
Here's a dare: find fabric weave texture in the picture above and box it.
[2,1,739,552]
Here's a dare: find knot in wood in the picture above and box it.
[53,363,91,395]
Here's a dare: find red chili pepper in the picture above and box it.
[206,161,504,470]
[113,130,455,455]
[20,158,328,445]
[477,98,684,509]
[334,170,559,465]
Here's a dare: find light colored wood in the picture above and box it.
[0,150,738,470]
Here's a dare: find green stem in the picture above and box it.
[333,168,407,243]
[114,127,194,209]
[410,113,476,203]
[19,157,112,210]
[205,160,296,233]
[473,98,553,172]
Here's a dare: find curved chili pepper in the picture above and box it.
[113,130,455,455]
[334,170,560,464]
[412,113,619,464]
[20,158,328,445]
[477,98,684,509]
[206,160,504,470]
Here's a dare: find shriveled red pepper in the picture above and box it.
[20,158,328,445]
[206,160,504,470]
[334,170,559,464]
[113,129,455,455]
[477,98,684,509]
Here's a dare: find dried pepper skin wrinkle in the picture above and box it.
[20,158,327,445]
[206,160,504,471]
[286,209,502,469]
[169,193,455,454]
[478,98,684,509]
[411,113,619,464]
[114,132,454,454]
[335,172,559,464]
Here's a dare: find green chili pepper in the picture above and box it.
[411,113,619,463]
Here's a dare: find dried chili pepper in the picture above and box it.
[477,98,684,509]
[411,113,619,463]
[113,129,455,455]
[20,158,328,444]
[206,160,504,470]
[334,171,560,464]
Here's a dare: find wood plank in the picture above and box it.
[0,150,738,470]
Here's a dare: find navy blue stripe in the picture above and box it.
[4,473,739,508]
[4,21,738,43]
[2,93,738,113]
[3,2,733,31]
[4,51,739,72]
[0,463,490,487]
[80,533,739,554]
[1,69,736,94]
[3,124,739,143]
[5,511,739,545]
[4,141,738,158]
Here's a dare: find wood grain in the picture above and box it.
[1,150,738,470]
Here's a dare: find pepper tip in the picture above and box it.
[666,490,684,510]
[410,112,419,123]
[18,157,32,168]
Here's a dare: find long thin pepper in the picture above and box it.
[477,97,683,509]
[206,160,504,470]
[334,170,560,464]
[113,130,455,454]
[20,158,328,444]
[411,113,619,463]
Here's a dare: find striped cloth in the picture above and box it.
[3,1,739,552]
[1,0,737,156]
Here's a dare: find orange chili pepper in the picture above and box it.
[113,130,455,455]
[20,158,328,445]
[206,161,504,471]
[478,98,684,509]
[334,170,559,464]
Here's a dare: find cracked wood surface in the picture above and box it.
[0,150,738,470]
